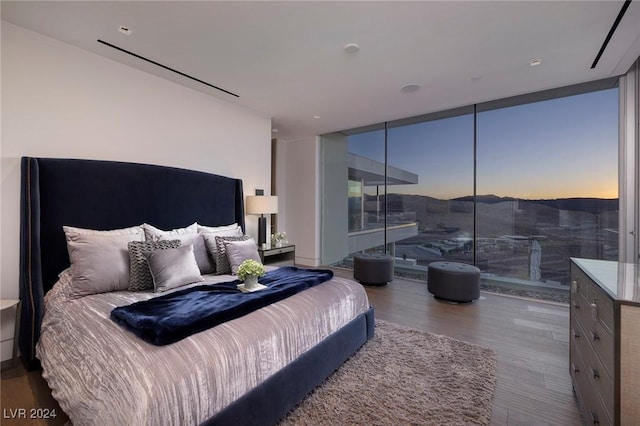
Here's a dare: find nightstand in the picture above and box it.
[1,299,21,370]
[259,244,295,266]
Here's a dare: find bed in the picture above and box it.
[18,156,375,425]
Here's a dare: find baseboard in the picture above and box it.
[1,358,19,372]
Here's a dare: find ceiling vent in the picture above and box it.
[97,39,239,97]
[591,0,632,69]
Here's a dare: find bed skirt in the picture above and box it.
[204,306,375,426]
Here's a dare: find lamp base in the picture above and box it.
[258,215,267,247]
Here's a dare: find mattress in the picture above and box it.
[36,268,370,426]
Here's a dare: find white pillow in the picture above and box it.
[197,222,241,234]
[66,232,145,298]
[142,222,197,240]
[63,225,144,237]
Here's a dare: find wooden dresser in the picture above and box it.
[570,258,640,426]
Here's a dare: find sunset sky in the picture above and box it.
[348,88,618,200]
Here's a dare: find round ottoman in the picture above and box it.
[353,253,394,286]
[427,261,480,302]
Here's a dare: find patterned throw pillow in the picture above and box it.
[142,223,218,274]
[207,235,252,275]
[128,239,182,291]
[199,227,244,273]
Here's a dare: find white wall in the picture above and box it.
[280,136,320,266]
[274,139,288,233]
[0,22,272,361]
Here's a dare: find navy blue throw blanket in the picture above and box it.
[110,267,334,345]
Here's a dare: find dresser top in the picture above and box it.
[572,258,640,304]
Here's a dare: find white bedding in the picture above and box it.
[37,268,370,425]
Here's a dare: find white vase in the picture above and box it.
[244,275,259,290]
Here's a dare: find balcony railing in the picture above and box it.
[349,209,417,233]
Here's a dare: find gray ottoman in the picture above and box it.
[427,261,480,302]
[353,253,394,286]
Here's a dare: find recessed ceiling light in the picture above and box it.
[272,128,279,133]
[400,84,421,93]
[118,26,132,35]
[530,59,541,67]
[343,43,360,54]
[314,115,321,119]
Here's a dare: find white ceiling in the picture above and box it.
[3,1,640,141]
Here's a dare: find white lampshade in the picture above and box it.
[246,195,278,215]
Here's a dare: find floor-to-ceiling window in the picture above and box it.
[476,89,618,289]
[321,80,619,300]
[326,128,391,266]
[385,112,474,280]
[348,129,386,235]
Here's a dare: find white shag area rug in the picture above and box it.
[280,320,497,426]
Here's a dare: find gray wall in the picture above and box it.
[320,133,349,265]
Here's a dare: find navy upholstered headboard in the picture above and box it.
[19,157,245,368]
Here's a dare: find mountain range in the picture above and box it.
[452,194,619,214]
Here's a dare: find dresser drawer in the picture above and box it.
[571,316,614,416]
[582,340,615,420]
[587,283,614,333]
[571,339,614,426]
[589,319,615,381]
[572,264,615,333]
[571,265,592,305]
[571,270,615,379]
[571,294,593,337]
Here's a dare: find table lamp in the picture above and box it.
[246,194,278,247]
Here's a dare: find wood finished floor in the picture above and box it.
[0,271,582,425]
[344,269,583,426]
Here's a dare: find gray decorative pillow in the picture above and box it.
[66,232,144,298]
[200,227,244,273]
[207,235,252,275]
[183,234,214,274]
[142,223,214,274]
[128,239,182,291]
[224,239,261,275]
[143,244,204,292]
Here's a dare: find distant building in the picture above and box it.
[347,153,419,256]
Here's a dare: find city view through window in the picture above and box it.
[328,87,618,301]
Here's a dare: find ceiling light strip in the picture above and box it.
[96,39,239,97]
[591,0,632,69]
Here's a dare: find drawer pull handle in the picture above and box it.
[572,329,580,339]
[573,301,580,309]
[571,363,580,374]
[590,301,598,320]
[591,331,600,341]
[591,368,599,379]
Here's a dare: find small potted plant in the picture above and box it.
[271,231,287,247]
[237,259,266,290]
